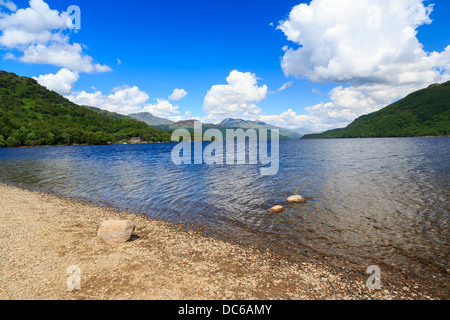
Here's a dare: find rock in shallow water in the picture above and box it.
[287,195,306,203]
[268,205,284,213]
[97,220,135,244]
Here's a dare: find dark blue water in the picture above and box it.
[1,138,449,282]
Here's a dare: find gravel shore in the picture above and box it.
[0,183,442,300]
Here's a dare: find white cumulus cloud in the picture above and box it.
[21,43,111,73]
[33,68,79,95]
[260,109,319,130]
[69,86,150,114]
[203,70,268,123]
[168,88,188,101]
[278,0,447,85]
[68,86,183,118]
[142,99,180,118]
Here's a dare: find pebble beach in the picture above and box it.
[0,183,443,300]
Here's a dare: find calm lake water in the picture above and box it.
[1,138,449,283]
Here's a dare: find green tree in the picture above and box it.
[45,132,56,145]
[25,132,39,146]
[61,131,72,145]
[6,135,20,147]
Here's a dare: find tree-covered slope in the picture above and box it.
[0,71,172,147]
[302,81,450,139]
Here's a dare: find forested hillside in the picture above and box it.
[303,82,450,139]
[0,71,172,147]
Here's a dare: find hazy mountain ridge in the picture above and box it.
[154,117,313,139]
[128,112,174,126]
[218,118,311,139]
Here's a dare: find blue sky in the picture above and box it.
[1,0,450,131]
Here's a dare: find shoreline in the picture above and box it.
[0,141,176,149]
[0,182,445,300]
[0,135,449,149]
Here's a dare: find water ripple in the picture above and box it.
[0,138,449,281]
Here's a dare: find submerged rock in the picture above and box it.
[268,205,284,213]
[97,220,135,244]
[287,195,306,203]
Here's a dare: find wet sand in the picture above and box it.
[0,183,442,300]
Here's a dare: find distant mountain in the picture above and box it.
[219,118,308,139]
[0,71,172,147]
[155,120,232,137]
[128,112,174,126]
[302,81,450,139]
[156,118,305,139]
[219,118,268,127]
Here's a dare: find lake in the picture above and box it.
[1,138,449,285]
